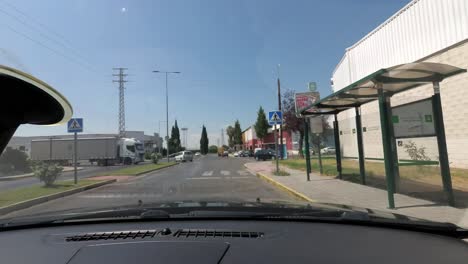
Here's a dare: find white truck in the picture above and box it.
[30,137,144,166]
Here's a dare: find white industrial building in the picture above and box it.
[331,0,468,168]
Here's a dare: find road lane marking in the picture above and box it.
[189,177,222,180]
[237,170,249,176]
[202,171,213,176]
[188,176,250,180]
[220,170,230,176]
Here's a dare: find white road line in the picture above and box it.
[202,171,213,176]
[237,170,249,176]
[189,177,222,180]
[220,170,231,176]
[188,176,250,180]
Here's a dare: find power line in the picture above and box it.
[1,1,90,62]
[1,1,76,47]
[2,22,95,72]
[0,6,93,68]
[113,68,128,138]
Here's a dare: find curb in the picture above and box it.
[0,168,84,182]
[135,162,178,176]
[0,174,34,181]
[0,179,116,215]
[244,164,315,203]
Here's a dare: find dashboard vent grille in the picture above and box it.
[173,229,264,238]
[65,230,159,242]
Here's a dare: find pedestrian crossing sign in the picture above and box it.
[268,111,283,126]
[67,118,83,133]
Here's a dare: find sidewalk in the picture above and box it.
[245,161,468,228]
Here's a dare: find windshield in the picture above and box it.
[126,145,135,153]
[135,144,144,151]
[1,0,468,230]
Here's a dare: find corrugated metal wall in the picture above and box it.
[332,0,468,91]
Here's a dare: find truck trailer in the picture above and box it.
[30,137,144,165]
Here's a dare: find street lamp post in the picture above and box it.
[158,120,167,155]
[152,70,180,162]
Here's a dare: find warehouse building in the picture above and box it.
[331,0,468,168]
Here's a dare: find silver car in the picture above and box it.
[175,151,193,162]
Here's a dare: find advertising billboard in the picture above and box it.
[392,98,436,138]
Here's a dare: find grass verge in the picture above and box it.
[97,162,177,176]
[273,169,290,176]
[278,158,468,190]
[0,179,102,207]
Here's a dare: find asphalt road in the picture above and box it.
[0,163,141,192]
[3,155,300,218]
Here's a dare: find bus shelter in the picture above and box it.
[301,62,466,208]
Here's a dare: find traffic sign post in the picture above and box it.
[68,118,83,184]
[269,111,283,174]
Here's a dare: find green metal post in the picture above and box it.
[432,81,455,206]
[316,133,323,174]
[304,118,311,181]
[377,84,395,209]
[387,109,400,194]
[355,107,366,185]
[333,114,342,179]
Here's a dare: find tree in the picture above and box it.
[200,125,209,154]
[226,125,235,148]
[282,90,305,157]
[234,120,242,148]
[209,145,218,153]
[169,120,182,154]
[254,106,269,146]
[0,147,31,174]
[174,120,181,151]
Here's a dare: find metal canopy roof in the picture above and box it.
[302,62,466,115]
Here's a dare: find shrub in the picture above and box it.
[144,152,152,160]
[32,162,63,187]
[151,153,161,164]
[208,145,218,153]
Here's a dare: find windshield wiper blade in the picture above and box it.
[0,208,172,229]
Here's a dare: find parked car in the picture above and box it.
[175,151,193,162]
[254,149,274,161]
[233,151,240,157]
[240,150,251,157]
[267,149,280,159]
[194,152,201,157]
[222,150,229,157]
[321,147,336,155]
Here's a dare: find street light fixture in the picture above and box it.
[152,70,181,162]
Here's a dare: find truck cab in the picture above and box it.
[118,138,145,164]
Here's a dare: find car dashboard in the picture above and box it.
[0,220,467,263]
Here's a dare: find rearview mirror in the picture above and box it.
[0,66,73,153]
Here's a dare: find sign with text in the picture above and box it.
[309,117,323,134]
[392,98,435,138]
[294,92,320,117]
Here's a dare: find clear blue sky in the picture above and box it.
[0,0,409,148]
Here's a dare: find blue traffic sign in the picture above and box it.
[67,118,83,133]
[268,111,283,126]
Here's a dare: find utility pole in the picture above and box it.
[277,64,284,159]
[221,128,224,146]
[113,68,128,138]
[181,127,188,148]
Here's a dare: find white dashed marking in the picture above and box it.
[202,171,213,176]
[220,170,231,176]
